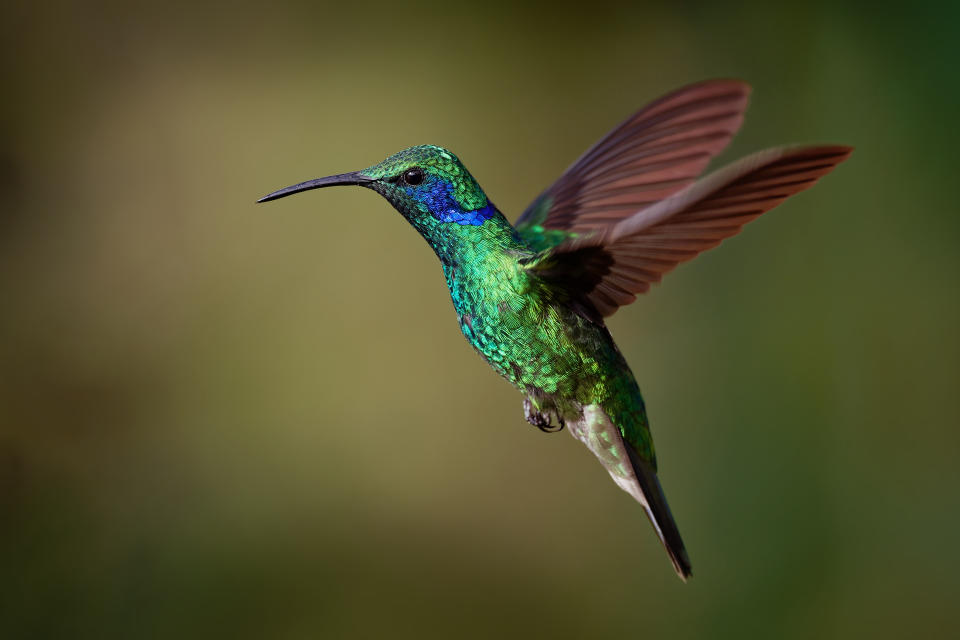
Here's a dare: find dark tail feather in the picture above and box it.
[624,446,692,581]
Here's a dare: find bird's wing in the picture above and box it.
[514,79,751,251]
[522,145,853,318]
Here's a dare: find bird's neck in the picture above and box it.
[409,206,530,269]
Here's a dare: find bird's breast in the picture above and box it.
[445,262,614,401]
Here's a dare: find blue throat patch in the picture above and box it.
[407,179,497,226]
[438,201,497,226]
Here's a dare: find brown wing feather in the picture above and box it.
[526,146,853,318]
[515,80,752,234]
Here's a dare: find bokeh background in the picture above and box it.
[2,1,958,638]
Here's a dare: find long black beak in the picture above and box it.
[257,171,374,203]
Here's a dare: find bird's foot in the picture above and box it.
[524,398,564,433]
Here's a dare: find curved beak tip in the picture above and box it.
[257,171,373,204]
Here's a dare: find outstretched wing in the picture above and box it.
[523,145,854,318]
[515,79,752,250]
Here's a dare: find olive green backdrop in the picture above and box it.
[2,1,957,638]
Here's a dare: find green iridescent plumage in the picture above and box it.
[259,80,852,580]
[360,146,657,461]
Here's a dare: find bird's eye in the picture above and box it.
[402,168,425,186]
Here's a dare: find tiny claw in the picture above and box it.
[524,398,564,433]
[537,421,564,434]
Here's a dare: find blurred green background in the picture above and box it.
[2,0,958,638]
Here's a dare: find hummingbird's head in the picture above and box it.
[258,144,496,227]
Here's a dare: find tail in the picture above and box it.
[567,404,691,580]
[623,445,692,581]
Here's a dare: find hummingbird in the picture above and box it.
[258,80,851,580]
